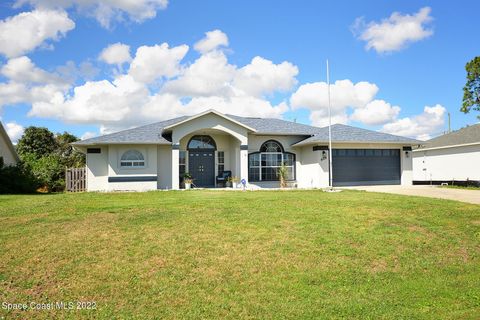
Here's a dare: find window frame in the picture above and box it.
[217,151,225,174]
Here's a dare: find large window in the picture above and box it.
[120,150,145,167]
[249,140,295,181]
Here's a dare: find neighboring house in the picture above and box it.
[413,123,480,184]
[72,110,419,192]
[0,122,19,166]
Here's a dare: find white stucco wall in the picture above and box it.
[107,144,158,191]
[413,144,480,181]
[157,145,172,189]
[296,146,330,188]
[86,146,108,191]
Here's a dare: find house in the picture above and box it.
[0,121,19,166]
[72,110,419,191]
[413,123,480,185]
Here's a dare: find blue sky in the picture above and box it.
[0,0,478,142]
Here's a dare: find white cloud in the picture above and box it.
[309,110,349,128]
[1,56,63,84]
[14,0,168,28]
[129,43,189,83]
[291,80,378,112]
[163,51,236,97]
[194,29,229,54]
[99,43,132,65]
[381,104,446,140]
[29,75,149,123]
[353,7,433,53]
[80,131,97,140]
[0,82,30,108]
[233,56,298,97]
[5,121,25,142]
[0,9,74,58]
[350,99,400,125]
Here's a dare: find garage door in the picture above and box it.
[332,149,400,186]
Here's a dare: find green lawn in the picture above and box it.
[0,190,479,319]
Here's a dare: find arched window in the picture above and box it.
[187,135,216,150]
[260,140,283,152]
[120,150,145,167]
[249,140,295,182]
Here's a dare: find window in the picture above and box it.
[187,135,216,150]
[179,151,186,178]
[249,140,295,182]
[120,150,145,167]
[217,151,225,173]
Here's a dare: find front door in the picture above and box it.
[189,151,215,187]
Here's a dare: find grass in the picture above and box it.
[442,185,480,191]
[0,190,479,319]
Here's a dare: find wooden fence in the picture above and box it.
[66,167,86,192]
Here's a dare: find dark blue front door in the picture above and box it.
[189,151,215,187]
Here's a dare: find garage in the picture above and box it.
[332,149,401,186]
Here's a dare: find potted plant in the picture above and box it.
[183,172,193,190]
[228,176,240,188]
[278,163,288,188]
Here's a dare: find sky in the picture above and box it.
[0,0,479,143]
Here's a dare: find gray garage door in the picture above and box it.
[332,149,400,186]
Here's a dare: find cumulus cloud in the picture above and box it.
[14,0,169,28]
[128,43,189,83]
[1,56,64,85]
[194,29,229,54]
[381,104,446,140]
[80,131,97,140]
[0,9,74,58]
[352,7,433,53]
[234,56,298,97]
[5,121,25,142]
[162,51,236,97]
[290,80,379,126]
[351,99,400,125]
[99,43,132,65]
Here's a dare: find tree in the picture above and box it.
[16,126,58,159]
[15,127,85,192]
[55,132,85,168]
[461,56,480,117]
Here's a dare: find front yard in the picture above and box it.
[0,190,479,319]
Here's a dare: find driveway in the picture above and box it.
[342,185,480,205]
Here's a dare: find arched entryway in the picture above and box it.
[187,135,216,187]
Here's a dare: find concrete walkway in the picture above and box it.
[342,185,480,205]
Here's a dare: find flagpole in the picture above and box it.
[327,59,333,190]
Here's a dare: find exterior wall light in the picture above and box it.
[405,151,410,158]
[321,150,327,161]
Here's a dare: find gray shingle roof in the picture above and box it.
[227,115,321,135]
[292,124,420,146]
[72,116,189,145]
[418,123,480,149]
[73,112,419,146]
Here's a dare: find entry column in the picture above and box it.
[240,144,249,185]
[171,143,180,190]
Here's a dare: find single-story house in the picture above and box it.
[413,123,480,185]
[72,110,419,191]
[0,121,19,166]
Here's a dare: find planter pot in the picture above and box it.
[232,182,238,189]
[185,183,191,190]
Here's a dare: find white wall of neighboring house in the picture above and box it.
[413,144,480,181]
[0,124,18,166]
[86,146,109,191]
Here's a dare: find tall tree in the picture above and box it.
[16,126,58,159]
[461,56,480,117]
[56,132,85,167]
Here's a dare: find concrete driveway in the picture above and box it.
[342,185,480,205]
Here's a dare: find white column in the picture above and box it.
[240,145,248,184]
[171,144,179,190]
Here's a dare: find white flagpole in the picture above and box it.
[327,59,333,190]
